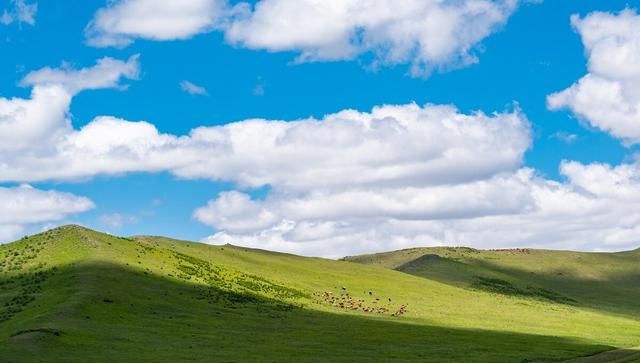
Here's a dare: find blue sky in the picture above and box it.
[2,0,640,256]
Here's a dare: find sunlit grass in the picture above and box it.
[0,225,638,362]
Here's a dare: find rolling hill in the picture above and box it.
[1,225,639,362]
[343,246,640,319]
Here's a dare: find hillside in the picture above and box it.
[343,247,640,319]
[0,226,638,362]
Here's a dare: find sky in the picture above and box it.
[2,0,640,257]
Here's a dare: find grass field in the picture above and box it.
[343,246,640,319]
[1,225,639,362]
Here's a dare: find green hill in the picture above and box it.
[1,226,639,362]
[343,246,640,319]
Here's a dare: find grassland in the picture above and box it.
[0,226,639,362]
[344,246,640,319]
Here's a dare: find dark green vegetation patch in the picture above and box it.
[471,276,577,304]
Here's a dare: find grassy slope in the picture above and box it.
[0,227,638,362]
[343,247,640,318]
[345,247,640,361]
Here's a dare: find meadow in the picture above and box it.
[0,225,639,362]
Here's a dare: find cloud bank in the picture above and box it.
[4,51,640,256]
[198,162,640,257]
[86,0,520,75]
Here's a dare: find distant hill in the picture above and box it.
[343,246,640,319]
[1,226,639,362]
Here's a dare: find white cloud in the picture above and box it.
[0,99,530,187]
[86,0,521,75]
[6,57,640,256]
[178,104,530,189]
[196,172,535,236]
[0,56,139,155]
[20,55,140,95]
[85,0,229,47]
[180,80,208,95]
[194,192,279,233]
[0,185,94,242]
[1,0,37,26]
[226,0,517,76]
[0,60,531,187]
[0,84,72,153]
[548,9,640,144]
[200,162,640,257]
[0,225,24,243]
[550,131,577,144]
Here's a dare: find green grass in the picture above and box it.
[344,246,640,319]
[0,226,639,362]
[553,347,640,363]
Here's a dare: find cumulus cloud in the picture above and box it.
[0,185,94,243]
[200,163,640,257]
[1,0,37,26]
[180,80,208,95]
[85,0,229,47]
[0,84,72,153]
[195,172,535,236]
[0,102,530,187]
[194,192,279,233]
[86,0,521,75]
[548,9,640,144]
[6,57,640,256]
[0,56,139,156]
[226,0,517,75]
[0,62,531,186]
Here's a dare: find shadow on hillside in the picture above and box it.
[557,346,640,363]
[396,254,640,320]
[0,262,616,363]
